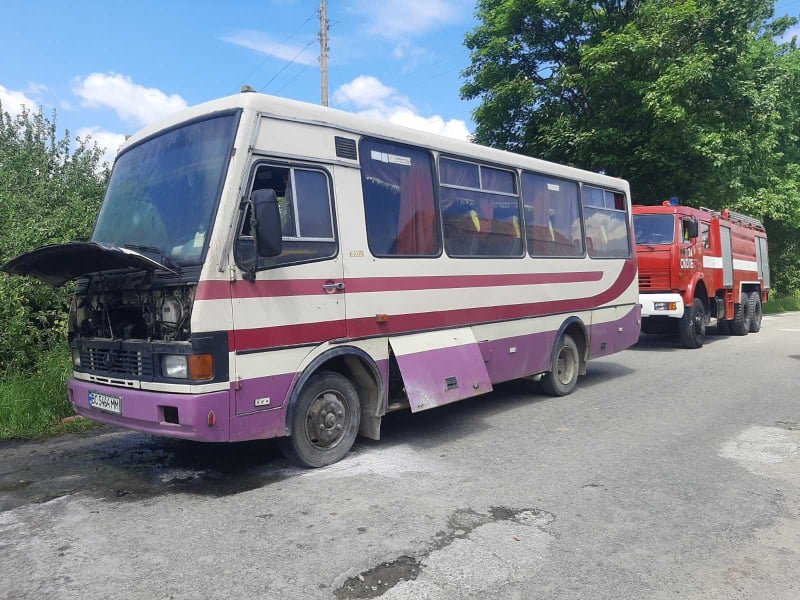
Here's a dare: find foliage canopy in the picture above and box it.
[0,104,108,375]
[463,0,800,292]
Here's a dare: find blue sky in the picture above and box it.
[2,0,798,165]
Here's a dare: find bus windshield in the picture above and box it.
[92,113,239,265]
[634,214,675,245]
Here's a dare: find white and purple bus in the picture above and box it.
[3,92,640,466]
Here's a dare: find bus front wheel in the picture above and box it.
[279,371,361,468]
[540,334,580,397]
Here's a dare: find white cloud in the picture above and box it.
[333,75,470,140]
[220,30,317,65]
[392,42,433,73]
[350,0,468,39]
[73,73,187,126]
[77,126,127,166]
[0,84,39,116]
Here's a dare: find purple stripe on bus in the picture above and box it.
[229,406,287,442]
[68,378,231,442]
[478,330,557,384]
[234,372,296,415]
[588,304,641,359]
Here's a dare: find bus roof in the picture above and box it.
[121,92,630,192]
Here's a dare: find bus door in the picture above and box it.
[231,162,346,415]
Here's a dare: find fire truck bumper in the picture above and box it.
[639,293,685,318]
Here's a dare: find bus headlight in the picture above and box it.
[72,348,81,368]
[161,354,214,380]
[162,355,188,379]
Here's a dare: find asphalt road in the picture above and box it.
[2,313,799,600]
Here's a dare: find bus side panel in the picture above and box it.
[390,328,492,412]
[589,304,641,359]
[472,313,579,384]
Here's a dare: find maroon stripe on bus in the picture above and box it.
[197,270,604,300]
[228,260,636,352]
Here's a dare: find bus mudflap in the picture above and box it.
[389,328,492,412]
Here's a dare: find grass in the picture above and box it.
[764,294,800,315]
[0,343,99,441]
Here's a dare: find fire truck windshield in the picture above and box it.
[634,214,675,245]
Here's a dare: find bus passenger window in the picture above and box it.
[582,186,630,258]
[522,173,582,257]
[359,138,440,257]
[236,164,336,269]
[440,158,523,258]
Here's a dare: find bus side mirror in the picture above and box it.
[250,189,282,258]
[685,220,699,240]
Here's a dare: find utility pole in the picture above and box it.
[319,0,329,106]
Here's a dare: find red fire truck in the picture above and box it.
[633,201,770,348]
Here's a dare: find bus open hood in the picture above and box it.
[1,242,179,287]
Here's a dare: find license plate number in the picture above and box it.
[88,391,121,415]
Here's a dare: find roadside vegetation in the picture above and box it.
[764,294,800,314]
[0,105,108,440]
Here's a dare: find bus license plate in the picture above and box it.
[88,391,121,415]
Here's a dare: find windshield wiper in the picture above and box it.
[123,244,181,273]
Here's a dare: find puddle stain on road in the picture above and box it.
[335,506,556,599]
[0,429,290,512]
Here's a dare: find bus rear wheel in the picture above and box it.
[541,334,580,397]
[279,371,361,468]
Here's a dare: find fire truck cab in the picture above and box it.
[633,201,769,348]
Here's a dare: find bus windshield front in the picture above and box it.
[634,214,675,245]
[92,113,239,265]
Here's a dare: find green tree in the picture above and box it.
[0,104,109,375]
[463,0,800,293]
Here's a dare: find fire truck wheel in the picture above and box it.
[748,292,763,333]
[279,371,361,468]
[541,334,580,397]
[730,300,751,336]
[678,298,706,349]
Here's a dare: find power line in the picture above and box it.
[260,39,316,92]
[233,11,316,92]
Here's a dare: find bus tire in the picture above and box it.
[730,300,751,336]
[748,292,762,333]
[279,371,361,468]
[540,334,580,397]
[678,298,706,349]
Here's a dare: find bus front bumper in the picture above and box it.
[639,293,685,318]
[68,378,231,442]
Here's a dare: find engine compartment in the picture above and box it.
[70,271,195,342]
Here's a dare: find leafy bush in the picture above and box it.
[0,105,108,376]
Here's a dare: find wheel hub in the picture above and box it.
[305,391,347,449]
[556,347,577,385]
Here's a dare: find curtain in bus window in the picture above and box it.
[583,207,630,258]
[440,186,523,257]
[359,139,439,257]
[522,173,582,257]
[481,166,516,194]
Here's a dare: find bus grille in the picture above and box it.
[79,346,153,379]
[638,270,670,290]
